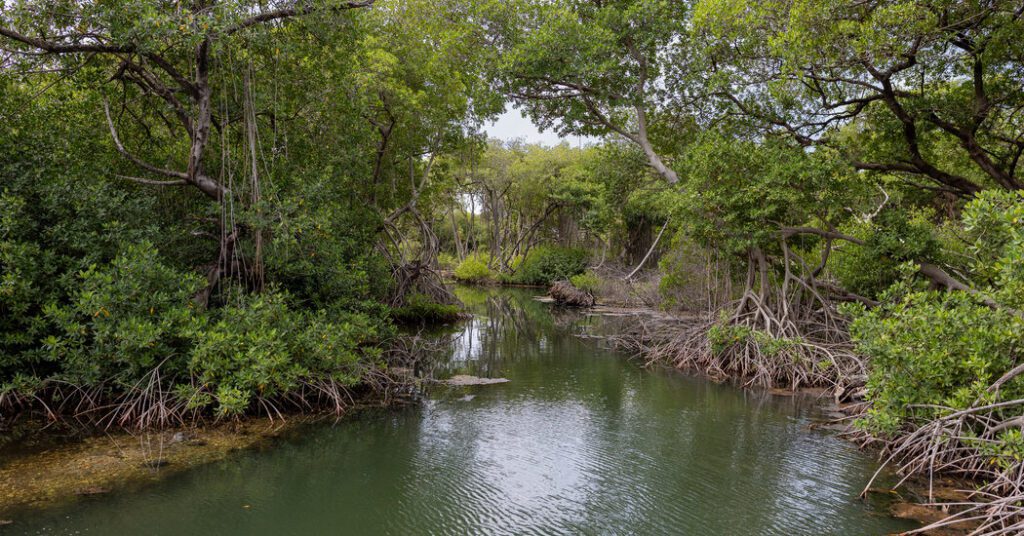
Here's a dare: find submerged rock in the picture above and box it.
[442,375,510,386]
[0,418,295,514]
[169,431,193,444]
[74,486,110,496]
[890,502,960,528]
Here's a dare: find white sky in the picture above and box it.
[483,106,600,147]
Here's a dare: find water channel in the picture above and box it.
[9,287,914,535]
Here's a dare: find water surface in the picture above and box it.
[7,287,913,535]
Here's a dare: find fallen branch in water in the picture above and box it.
[438,375,510,386]
[549,280,595,307]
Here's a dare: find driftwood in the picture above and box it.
[548,280,595,307]
[441,375,510,386]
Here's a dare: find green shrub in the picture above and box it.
[832,209,942,299]
[42,241,203,387]
[961,190,1024,309]
[569,271,600,294]
[264,200,391,311]
[707,321,801,358]
[390,293,463,324]
[511,245,589,286]
[506,254,525,272]
[437,252,459,271]
[453,253,494,283]
[848,285,1024,435]
[186,291,378,416]
[0,174,186,379]
[850,191,1024,435]
[10,241,383,418]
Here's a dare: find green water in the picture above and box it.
[7,287,914,535]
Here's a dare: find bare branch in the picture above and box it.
[103,100,188,180]
[224,0,376,35]
[115,174,188,186]
[0,27,129,54]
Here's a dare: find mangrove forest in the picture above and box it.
[2,0,1023,534]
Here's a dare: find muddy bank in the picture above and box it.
[0,353,424,522]
[0,418,313,522]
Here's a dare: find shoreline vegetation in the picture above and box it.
[0,293,946,532]
[3,0,1024,534]
[0,279,996,533]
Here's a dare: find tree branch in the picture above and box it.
[103,100,188,180]
[0,27,129,54]
[224,0,376,35]
[781,226,865,245]
[115,174,188,186]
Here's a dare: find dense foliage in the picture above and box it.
[485,3,1024,525]
[5,1,1024,525]
[849,191,1024,434]
[452,254,494,284]
[506,246,589,286]
[0,0,502,424]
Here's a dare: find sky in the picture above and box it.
[483,106,600,147]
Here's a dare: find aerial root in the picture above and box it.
[859,397,1024,535]
[612,293,866,399]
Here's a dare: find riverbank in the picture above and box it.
[4,286,918,534]
[0,286,959,533]
[0,378,420,523]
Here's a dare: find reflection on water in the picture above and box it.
[7,287,914,535]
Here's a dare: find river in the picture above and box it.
[7,286,914,535]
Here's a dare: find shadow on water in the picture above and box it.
[5,286,916,535]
